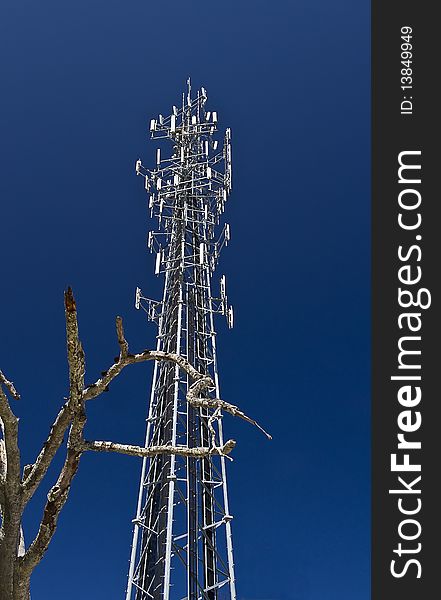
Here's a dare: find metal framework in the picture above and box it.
[125,81,236,600]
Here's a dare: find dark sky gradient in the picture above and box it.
[1,1,370,599]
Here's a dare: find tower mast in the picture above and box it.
[126,81,236,600]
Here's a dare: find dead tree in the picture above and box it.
[0,288,270,600]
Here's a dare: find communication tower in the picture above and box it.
[126,80,236,600]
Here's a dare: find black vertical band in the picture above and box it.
[372,4,439,598]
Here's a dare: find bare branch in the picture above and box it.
[0,383,21,486]
[22,288,85,502]
[192,397,272,440]
[116,316,128,359]
[0,370,20,401]
[186,375,214,397]
[21,422,236,576]
[0,380,22,587]
[81,439,237,458]
[83,347,202,401]
[21,445,81,577]
[0,438,5,476]
[0,373,21,488]
[22,288,89,572]
[22,402,73,501]
[64,287,85,408]
[0,437,6,508]
[22,406,88,574]
[22,309,205,512]
[208,407,221,448]
[187,377,272,440]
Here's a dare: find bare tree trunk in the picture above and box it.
[0,545,30,600]
[0,547,14,600]
[0,501,24,599]
[13,564,30,600]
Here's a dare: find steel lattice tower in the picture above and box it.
[126,81,236,600]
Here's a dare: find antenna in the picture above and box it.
[134,287,141,310]
[227,305,234,329]
[155,251,161,275]
[187,76,191,106]
[225,223,231,245]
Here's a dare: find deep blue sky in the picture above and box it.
[0,1,370,599]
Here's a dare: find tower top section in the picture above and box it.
[135,81,232,243]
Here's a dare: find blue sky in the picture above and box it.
[0,1,370,599]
